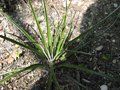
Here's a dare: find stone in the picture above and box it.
[100,85,108,90]
[96,45,103,51]
[112,59,117,63]
[113,3,118,8]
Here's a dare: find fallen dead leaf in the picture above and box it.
[2,45,23,64]
[0,25,3,31]
[5,56,14,64]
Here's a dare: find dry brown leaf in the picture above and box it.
[0,25,3,32]
[5,56,14,64]
[3,45,23,64]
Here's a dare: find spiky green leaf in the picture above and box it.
[0,64,45,84]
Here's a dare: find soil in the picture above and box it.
[0,0,120,90]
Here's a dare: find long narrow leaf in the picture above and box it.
[55,27,66,57]
[59,13,76,54]
[1,12,36,46]
[28,0,49,58]
[0,35,45,58]
[47,71,53,90]
[0,11,45,58]
[55,12,68,57]
[43,0,53,57]
[53,0,69,58]
[47,65,54,90]
[67,76,88,89]
[53,16,64,55]
[52,70,61,90]
[66,12,76,42]
[67,5,120,47]
[52,1,72,57]
[0,69,22,76]
[65,18,118,58]
[0,64,45,84]
[58,63,119,81]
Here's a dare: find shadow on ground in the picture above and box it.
[31,0,120,90]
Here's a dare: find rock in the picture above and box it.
[112,59,117,63]
[112,39,115,43]
[63,0,70,7]
[96,45,103,51]
[113,3,118,8]
[100,85,108,90]
[71,0,79,4]
[13,87,17,90]
[0,86,4,90]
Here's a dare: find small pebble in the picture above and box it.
[40,15,44,21]
[96,45,103,51]
[27,76,31,80]
[105,12,108,15]
[13,87,17,90]
[113,3,118,8]
[0,87,4,90]
[100,85,108,90]
[71,0,78,4]
[8,84,12,89]
[63,0,70,7]
[112,59,117,63]
[112,39,115,43]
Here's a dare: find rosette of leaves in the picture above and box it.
[0,0,120,90]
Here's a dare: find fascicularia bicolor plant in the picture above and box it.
[0,0,120,90]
